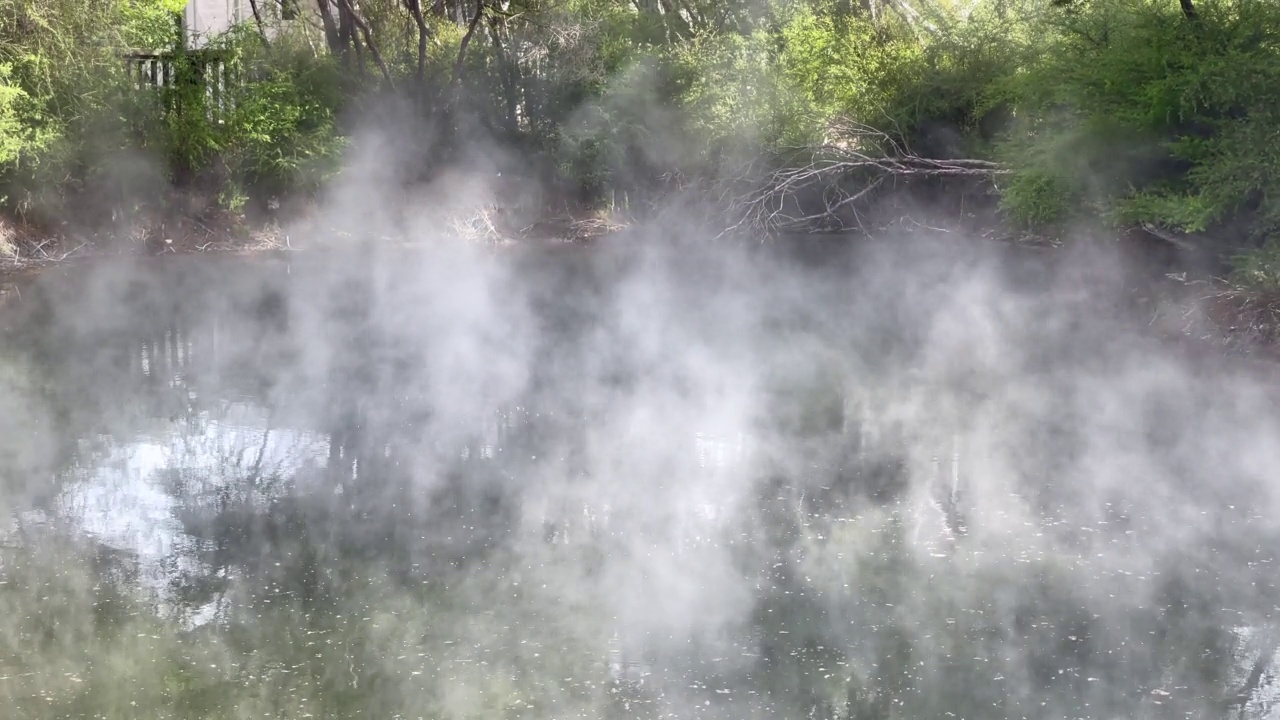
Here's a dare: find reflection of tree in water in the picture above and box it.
[45,367,1280,717]
[154,462,616,717]
[0,529,242,718]
[4,257,1280,718]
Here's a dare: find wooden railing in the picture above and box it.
[123,49,236,121]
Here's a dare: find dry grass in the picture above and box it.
[1201,285,1280,351]
[449,205,512,246]
[0,216,15,259]
[1140,272,1280,359]
[444,202,629,246]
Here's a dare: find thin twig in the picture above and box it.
[56,243,87,261]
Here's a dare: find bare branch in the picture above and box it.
[1139,221,1199,253]
[725,121,1007,235]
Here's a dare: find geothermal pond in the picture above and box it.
[0,239,1278,719]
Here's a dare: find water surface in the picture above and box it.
[0,241,1278,719]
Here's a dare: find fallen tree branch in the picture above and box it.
[1139,221,1200,253]
[726,120,1009,235]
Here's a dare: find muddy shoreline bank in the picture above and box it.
[2,210,1278,374]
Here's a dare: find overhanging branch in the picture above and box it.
[727,120,1008,234]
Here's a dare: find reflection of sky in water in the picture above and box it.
[51,402,756,561]
[53,403,330,618]
[61,439,182,560]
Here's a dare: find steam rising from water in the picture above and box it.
[0,227,1278,718]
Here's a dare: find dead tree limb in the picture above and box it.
[727,120,1008,234]
[1139,221,1199,253]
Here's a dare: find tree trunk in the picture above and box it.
[522,54,542,134]
[658,0,694,39]
[335,0,395,86]
[247,0,270,43]
[335,0,362,64]
[487,11,518,135]
[315,0,345,56]
[403,0,432,87]
[450,0,486,89]
[1179,0,1198,21]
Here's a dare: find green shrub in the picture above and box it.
[999,167,1075,228]
[780,8,917,124]
[119,0,184,50]
[999,0,1280,243]
[214,33,348,202]
[0,64,47,169]
[1230,238,1280,290]
[777,3,1027,156]
[0,0,183,219]
[672,28,818,153]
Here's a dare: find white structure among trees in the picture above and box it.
[183,0,299,48]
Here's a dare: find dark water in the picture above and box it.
[0,240,1277,719]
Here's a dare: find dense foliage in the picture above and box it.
[2,0,1280,271]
